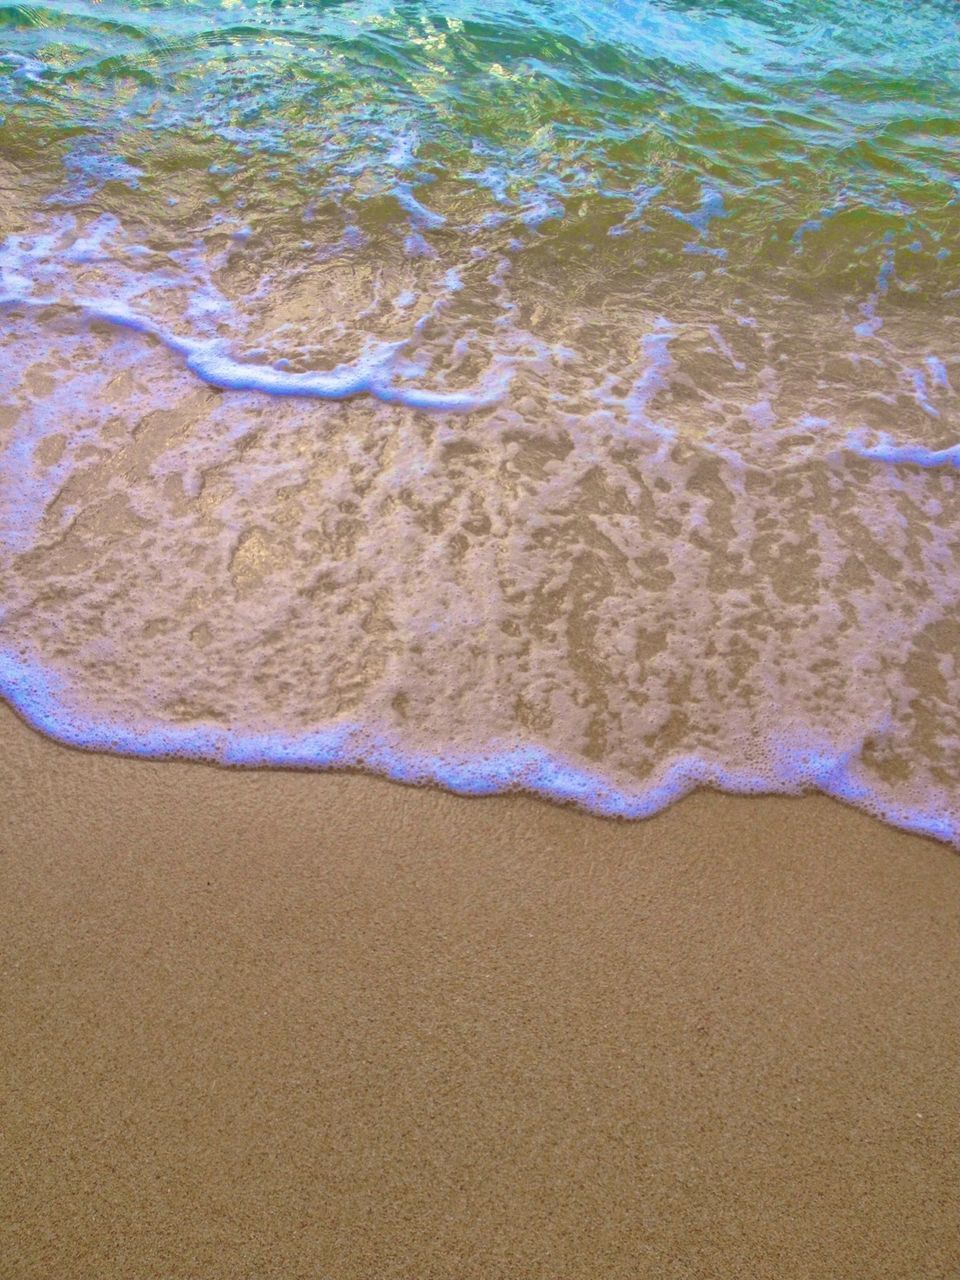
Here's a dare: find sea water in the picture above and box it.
[1,0,958,842]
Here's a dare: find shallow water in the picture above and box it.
[1,0,959,842]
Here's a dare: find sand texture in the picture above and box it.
[1,702,959,1280]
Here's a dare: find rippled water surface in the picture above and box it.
[1,0,959,841]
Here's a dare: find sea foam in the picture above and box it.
[1,0,960,845]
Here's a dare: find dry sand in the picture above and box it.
[1,699,958,1279]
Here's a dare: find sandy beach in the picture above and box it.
[2,700,958,1279]
[3,1,960,1276]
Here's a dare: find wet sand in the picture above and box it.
[1,699,958,1279]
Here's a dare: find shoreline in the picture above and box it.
[1,659,956,850]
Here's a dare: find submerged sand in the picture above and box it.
[1,700,959,1279]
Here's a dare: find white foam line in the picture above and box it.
[1,293,512,414]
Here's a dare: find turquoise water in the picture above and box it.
[1,1,959,841]
[2,1,958,299]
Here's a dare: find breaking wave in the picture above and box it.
[1,0,959,844]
